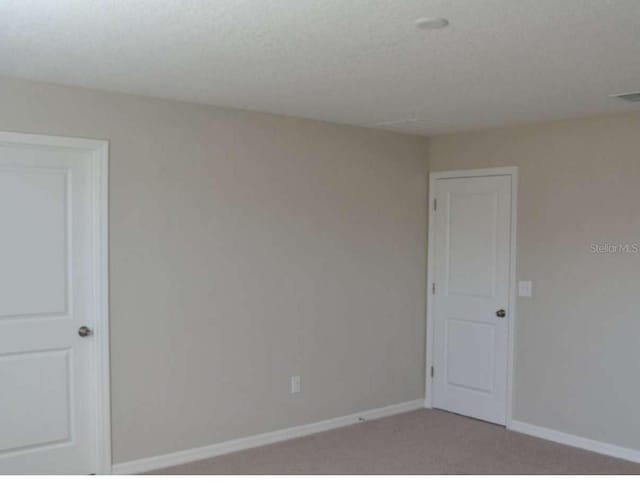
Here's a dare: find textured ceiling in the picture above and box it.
[1,0,639,135]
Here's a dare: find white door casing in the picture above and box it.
[426,168,517,426]
[0,132,109,474]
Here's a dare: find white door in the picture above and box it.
[431,174,512,425]
[0,139,102,474]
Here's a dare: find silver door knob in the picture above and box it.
[496,309,506,318]
[78,326,93,337]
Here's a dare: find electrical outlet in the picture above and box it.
[290,375,301,395]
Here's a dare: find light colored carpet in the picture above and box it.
[147,409,640,475]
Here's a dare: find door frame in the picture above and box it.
[0,131,111,474]
[424,166,518,428]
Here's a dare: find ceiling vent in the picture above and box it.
[376,117,430,129]
[611,92,640,103]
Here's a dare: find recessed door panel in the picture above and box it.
[0,349,72,453]
[447,192,497,297]
[0,168,69,319]
[445,319,494,394]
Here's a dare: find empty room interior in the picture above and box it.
[2,0,640,477]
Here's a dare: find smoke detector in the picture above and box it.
[415,17,449,30]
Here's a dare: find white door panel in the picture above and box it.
[0,144,95,474]
[0,167,69,318]
[432,175,512,425]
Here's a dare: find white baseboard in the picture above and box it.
[510,420,640,464]
[111,399,424,475]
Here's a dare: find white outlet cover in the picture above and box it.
[290,376,301,394]
[518,280,533,297]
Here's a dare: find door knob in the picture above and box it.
[496,309,506,318]
[78,326,93,337]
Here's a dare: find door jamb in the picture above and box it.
[0,131,111,473]
[424,167,518,428]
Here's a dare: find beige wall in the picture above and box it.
[4,73,639,463]
[0,77,428,463]
[429,112,640,451]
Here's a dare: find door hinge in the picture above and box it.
[433,198,437,211]
[430,366,434,378]
[432,282,436,295]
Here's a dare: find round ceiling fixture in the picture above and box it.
[415,17,449,30]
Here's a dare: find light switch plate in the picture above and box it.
[518,280,532,297]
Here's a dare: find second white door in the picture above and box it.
[0,136,102,474]
[431,173,513,425]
